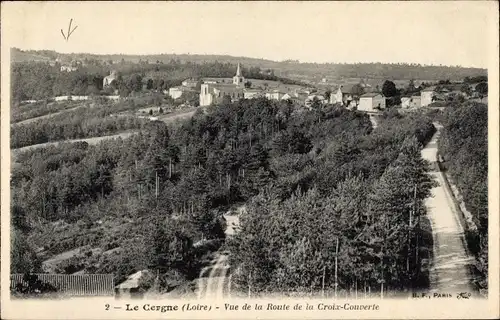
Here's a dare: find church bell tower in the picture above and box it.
[233,63,245,86]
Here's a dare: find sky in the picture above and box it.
[1,1,496,68]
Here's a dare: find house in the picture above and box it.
[202,78,228,84]
[181,78,198,88]
[401,95,421,108]
[103,71,118,88]
[244,89,264,99]
[358,93,386,112]
[305,94,327,109]
[294,91,310,101]
[265,90,287,101]
[329,84,359,106]
[420,86,436,107]
[105,95,120,101]
[168,86,196,99]
[60,65,78,72]
[115,270,151,299]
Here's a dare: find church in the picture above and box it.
[199,63,247,107]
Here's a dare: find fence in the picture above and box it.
[10,274,115,297]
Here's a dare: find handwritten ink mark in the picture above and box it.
[61,18,78,42]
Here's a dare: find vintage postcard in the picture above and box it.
[1,1,499,319]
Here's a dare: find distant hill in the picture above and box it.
[11,48,487,82]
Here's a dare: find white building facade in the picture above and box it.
[401,96,422,108]
[420,87,435,107]
[358,93,386,112]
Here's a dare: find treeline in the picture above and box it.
[280,62,486,82]
[12,48,486,81]
[438,101,488,288]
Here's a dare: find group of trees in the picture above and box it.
[11,62,107,102]
[438,101,488,288]
[12,96,437,294]
[11,106,148,149]
[227,106,437,296]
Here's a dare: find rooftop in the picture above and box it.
[170,86,197,92]
[209,84,245,93]
[116,270,150,289]
[360,92,383,98]
[421,86,436,92]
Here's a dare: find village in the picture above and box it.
[104,62,487,114]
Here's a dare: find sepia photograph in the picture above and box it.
[1,1,498,319]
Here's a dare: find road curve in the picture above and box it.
[196,209,241,299]
[421,124,477,295]
[197,252,230,299]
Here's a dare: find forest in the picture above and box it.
[11,97,436,293]
[437,101,488,289]
[10,103,149,149]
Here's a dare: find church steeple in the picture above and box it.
[236,63,242,76]
[233,63,245,86]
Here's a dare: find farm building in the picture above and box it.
[115,270,152,299]
[401,95,422,108]
[358,93,386,112]
[420,87,436,107]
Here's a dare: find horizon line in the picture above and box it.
[12,47,487,70]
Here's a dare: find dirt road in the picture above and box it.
[368,113,378,129]
[196,207,242,299]
[421,124,476,295]
[13,103,91,125]
[197,253,231,299]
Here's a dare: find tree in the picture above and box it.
[145,216,193,273]
[146,79,154,90]
[149,109,153,116]
[244,81,252,89]
[460,83,472,96]
[382,80,398,97]
[351,84,365,97]
[475,82,488,99]
[128,74,143,92]
[11,229,42,273]
[159,107,164,114]
[119,86,130,98]
[324,90,332,101]
[221,95,232,106]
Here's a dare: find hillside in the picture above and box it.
[11,48,486,82]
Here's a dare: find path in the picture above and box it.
[196,206,242,299]
[159,110,197,124]
[368,113,378,129]
[197,253,231,299]
[13,103,91,125]
[421,123,476,295]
